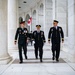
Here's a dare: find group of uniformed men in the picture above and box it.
[14,20,64,64]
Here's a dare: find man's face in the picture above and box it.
[20,23,25,28]
[37,27,40,30]
[53,22,58,27]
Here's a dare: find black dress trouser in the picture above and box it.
[34,44,43,59]
[52,43,60,60]
[18,44,27,62]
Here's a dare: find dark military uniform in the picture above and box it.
[33,30,46,62]
[48,26,64,61]
[15,27,28,62]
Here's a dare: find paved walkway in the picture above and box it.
[0,46,75,75]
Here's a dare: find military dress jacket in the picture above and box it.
[33,30,46,46]
[48,26,64,44]
[15,27,28,45]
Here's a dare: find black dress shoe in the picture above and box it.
[40,59,43,62]
[25,56,28,59]
[52,57,55,60]
[36,57,38,59]
[56,59,59,62]
[19,61,23,64]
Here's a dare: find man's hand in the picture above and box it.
[44,41,46,43]
[14,41,17,45]
[62,41,64,43]
[27,40,29,43]
[48,41,50,44]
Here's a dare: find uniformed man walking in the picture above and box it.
[48,20,64,62]
[14,21,28,63]
[33,25,46,62]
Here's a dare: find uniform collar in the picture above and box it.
[20,27,24,30]
[54,26,58,29]
[37,30,40,33]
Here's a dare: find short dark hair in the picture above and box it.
[36,25,41,27]
[53,20,59,23]
[20,21,25,24]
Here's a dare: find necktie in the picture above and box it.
[54,26,57,30]
[37,31,40,33]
